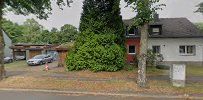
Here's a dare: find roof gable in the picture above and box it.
[123,18,203,38]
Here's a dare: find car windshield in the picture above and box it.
[33,55,45,59]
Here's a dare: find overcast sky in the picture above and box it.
[3,0,203,30]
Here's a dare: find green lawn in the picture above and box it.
[186,65,203,76]
[1,61,203,95]
[5,61,28,69]
[5,61,203,77]
[149,80,203,94]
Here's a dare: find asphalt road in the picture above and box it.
[0,90,182,100]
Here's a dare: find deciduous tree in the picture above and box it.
[125,0,165,87]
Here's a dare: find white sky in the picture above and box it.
[3,0,203,30]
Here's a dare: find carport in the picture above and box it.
[10,44,58,60]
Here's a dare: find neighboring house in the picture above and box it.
[124,15,203,64]
[2,30,12,57]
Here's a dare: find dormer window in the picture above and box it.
[126,26,138,36]
[149,25,162,35]
[129,28,136,35]
[152,28,160,33]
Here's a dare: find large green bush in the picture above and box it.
[66,31,125,72]
[66,0,125,72]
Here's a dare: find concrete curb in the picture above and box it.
[0,88,202,99]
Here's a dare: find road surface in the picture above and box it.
[0,90,181,100]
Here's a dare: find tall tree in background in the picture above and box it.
[2,18,24,42]
[2,18,79,44]
[59,24,79,43]
[67,0,125,72]
[196,2,203,13]
[20,18,43,43]
[0,0,72,80]
[195,23,203,33]
[79,0,124,44]
[125,0,164,87]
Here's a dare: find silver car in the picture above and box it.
[4,57,13,63]
[27,55,46,66]
[27,54,53,66]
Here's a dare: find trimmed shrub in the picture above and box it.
[66,32,125,72]
[156,64,170,70]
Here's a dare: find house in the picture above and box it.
[124,15,203,64]
[10,44,58,60]
[2,30,12,57]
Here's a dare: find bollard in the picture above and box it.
[45,62,49,71]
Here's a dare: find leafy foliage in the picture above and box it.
[2,18,79,44]
[146,49,163,67]
[195,23,203,33]
[4,0,72,19]
[124,0,165,26]
[196,2,203,13]
[1,18,24,42]
[66,30,125,72]
[79,0,124,44]
[156,64,170,70]
[134,49,163,67]
[66,0,125,72]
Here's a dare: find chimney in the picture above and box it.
[153,13,159,21]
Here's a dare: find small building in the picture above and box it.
[2,30,12,57]
[10,44,58,60]
[55,46,68,67]
[124,16,203,64]
[55,43,74,67]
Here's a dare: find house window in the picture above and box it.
[152,28,160,33]
[152,46,161,54]
[150,25,162,35]
[179,45,196,55]
[128,45,136,54]
[128,28,136,35]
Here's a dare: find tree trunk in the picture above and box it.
[0,0,6,80]
[137,23,148,87]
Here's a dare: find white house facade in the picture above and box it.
[124,16,203,63]
[148,38,203,62]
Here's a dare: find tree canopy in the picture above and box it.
[195,22,203,33]
[2,18,79,44]
[3,0,72,19]
[79,0,124,44]
[125,0,165,26]
[196,2,203,13]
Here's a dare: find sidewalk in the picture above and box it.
[0,88,202,99]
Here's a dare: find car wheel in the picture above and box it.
[9,59,13,63]
[39,61,43,65]
[50,59,53,63]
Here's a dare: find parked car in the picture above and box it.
[15,55,26,60]
[45,54,54,63]
[4,57,13,63]
[27,55,45,66]
[27,54,53,66]
[47,51,58,61]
